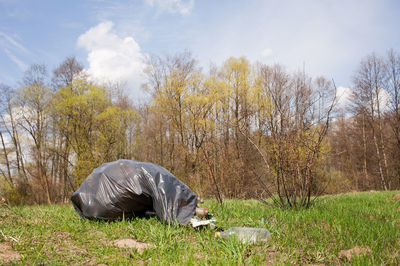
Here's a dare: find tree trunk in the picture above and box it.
[372,127,387,190]
[0,131,13,185]
[362,115,369,185]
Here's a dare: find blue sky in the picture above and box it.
[1,0,400,98]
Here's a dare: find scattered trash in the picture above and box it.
[195,207,209,218]
[190,208,217,228]
[190,216,217,228]
[215,227,271,244]
[71,159,198,225]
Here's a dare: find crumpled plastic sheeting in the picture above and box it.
[71,159,198,225]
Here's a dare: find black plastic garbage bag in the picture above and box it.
[71,159,197,225]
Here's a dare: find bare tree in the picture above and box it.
[17,64,53,203]
[244,65,336,208]
[352,54,389,190]
[387,49,400,186]
[52,56,83,90]
[51,57,84,202]
[0,84,28,184]
[0,84,14,186]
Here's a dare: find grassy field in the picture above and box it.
[0,191,399,265]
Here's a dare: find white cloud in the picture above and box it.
[375,88,391,112]
[0,32,29,71]
[261,48,273,58]
[336,86,353,108]
[0,32,29,54]
[145,0,154,5]
[145,0,195,15]
[77,21,147,97]
[335,86,392,113]
[0,106,42,164]
[3,48,27,71]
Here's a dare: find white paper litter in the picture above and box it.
[190,216,217,228]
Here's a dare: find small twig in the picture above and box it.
[0,229,20,243]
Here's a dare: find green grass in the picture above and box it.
[1,191,399,265]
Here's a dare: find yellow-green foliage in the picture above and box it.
[221,57,251,125]
[53,79,138,185]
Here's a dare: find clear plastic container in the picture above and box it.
[215,227,271,244]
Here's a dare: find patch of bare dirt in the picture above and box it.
[56,243,87,255]
[393,193,400,201]
[265,251,279,264]
[262,246,279,264]
[89,230,106,238]
[89,230,107,244]
[245,246,279,263]
[0,242,20,263]
[56,231,71,239]
[387,193,400,202]
[339,246,371,260]
[113,239,152,254]
[136,258,152,265]
[361,212,377,221]
[318,221,331,230]
[52,232,87,255]
[193,253,202,259]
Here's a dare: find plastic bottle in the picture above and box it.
[215,227,271,244]
[195,207,209,218]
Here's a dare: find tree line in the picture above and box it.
[0,50,399,206]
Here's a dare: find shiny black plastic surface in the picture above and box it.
[71,159,197,225]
